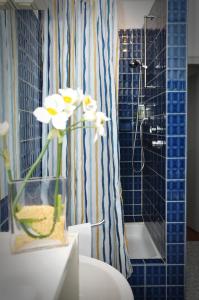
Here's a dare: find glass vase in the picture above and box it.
[8,177,68,253]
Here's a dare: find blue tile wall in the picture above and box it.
[119,29,143,222]
[166,0,187,298]
[17,10,43,178]
[142,0,167,259]
[0,11,43,230]
[126,0,187,300]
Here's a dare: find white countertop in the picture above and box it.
[0,232,78,300]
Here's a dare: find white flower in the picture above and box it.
[33,94,68,130]
[0,121,9,136]
[83,111,96,122]
[94,112,110,142]
[65,103,76,118]
[82,95,97,112]
[76,88,84,104]
[59,88,80,105]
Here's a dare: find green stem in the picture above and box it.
[13,132,64,239]
[64,120,84,134]
[70,120,83,128]
[54,139,63,222]
[69,126,95,132]
[75,102,83,111]
[0,152,13,183]
[12,136,55,239]
[13,137,51,209]
[7,168,13,183]
[1,138,13,183]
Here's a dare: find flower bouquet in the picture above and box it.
[0,88,109,253]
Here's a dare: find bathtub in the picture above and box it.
[125,222,162,259]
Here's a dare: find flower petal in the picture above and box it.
[83,95,97,112]
[52,112,68,130]
[59,88,79,105]
[95,112,110,126]
[33,107,51,124]
[83,111,96,122]
[44,94,66,112]
[97,125,105,136]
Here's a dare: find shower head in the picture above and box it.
[129,59,142,69]
[129,59,148,70]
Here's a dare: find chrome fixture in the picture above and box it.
[144,15,159,88]
[132,68,147,174]
[145,85,157,89]
[129,59,148,70]
[152,140,166,148]
[149,126,164,134]
[91,219,105,228]
[138,104,146,120]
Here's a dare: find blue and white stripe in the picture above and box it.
[43,0,132,278]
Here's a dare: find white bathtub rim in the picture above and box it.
[125,222,162,259]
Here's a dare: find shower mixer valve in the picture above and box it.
[152,140,166,148]
[149,126,164,133]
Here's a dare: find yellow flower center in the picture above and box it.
[63,96,73,104]
[47,108,57,116]
[84,96,91,106]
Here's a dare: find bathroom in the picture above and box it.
[0,0,197,299]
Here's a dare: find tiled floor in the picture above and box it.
[186,242,199,300]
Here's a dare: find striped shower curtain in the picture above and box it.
[43,0,132,277]
[0,10,19,200]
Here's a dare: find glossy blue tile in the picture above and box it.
[132,286,145,300]
[134,205,141,215]
[124,204,133,215]
[128,265,145,286]
[168,24,186,46]
[167,223,185,243]
[167,244,184,264]
[167,159,185,179]
[167,114,186,135]
[146,265,166,285]
[167,265,184,285]
[146,286,166,300]
[167,136,185,157]
[167,181,185,201]
[134,216,143,222]
[131,259,144,265]
[167,286,184,300]
[167,202,185,222]
[167,92,186,113]
[121,176,133,189]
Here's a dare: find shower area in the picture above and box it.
[0,0,187,299]
[118,0,186,299]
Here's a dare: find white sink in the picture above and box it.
[79,255,134,300]
[1,280,37,300]
[0,233,79,300]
